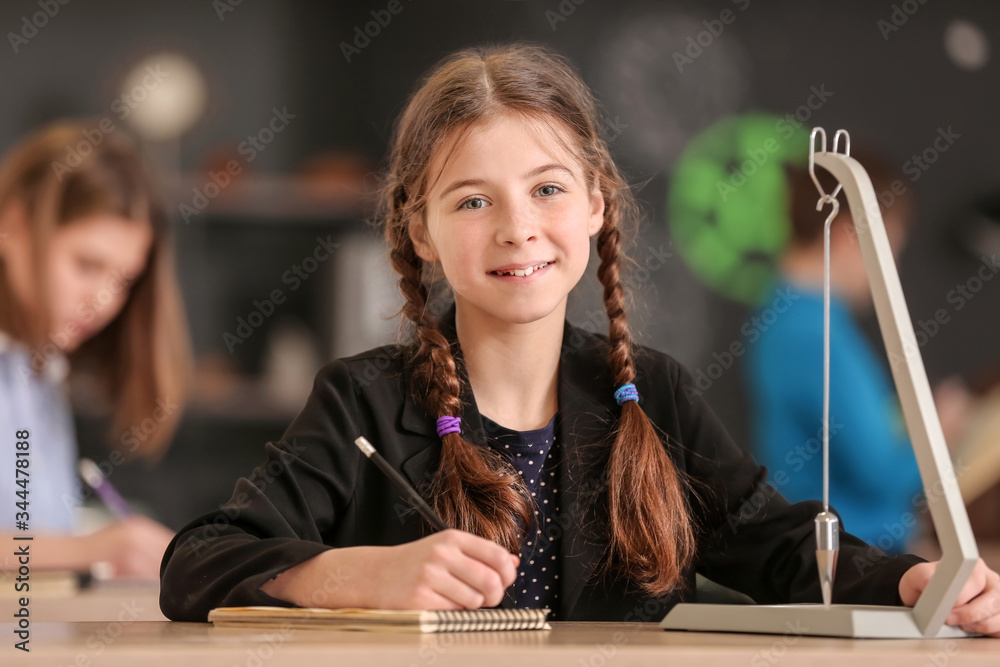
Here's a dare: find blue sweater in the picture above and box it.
[745,283,923,552]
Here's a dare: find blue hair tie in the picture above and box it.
[614,383,639,405]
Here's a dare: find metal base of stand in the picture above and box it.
[661,603,976,639]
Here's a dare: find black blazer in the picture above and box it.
[159,313,922,622]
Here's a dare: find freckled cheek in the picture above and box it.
[560,231,595,287]
[544,201,592,238]
[547,208,593,251]
[439,256,476,296]
[435,232,481,284]
[542,205,574,229]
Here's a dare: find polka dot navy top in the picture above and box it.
[481,414,561,619]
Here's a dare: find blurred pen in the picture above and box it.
[78,458,133,518]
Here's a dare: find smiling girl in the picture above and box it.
[0,121,190,577]
[160,44,1000,634]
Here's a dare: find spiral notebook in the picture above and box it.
[208,606,551,633]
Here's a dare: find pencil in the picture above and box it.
[354,436,449,531]
[354,436,519,608]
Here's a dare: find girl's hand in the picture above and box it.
[358,529,519,610]
[83,515,176,578]
[262,529,520,610]
[899,558,1000,636]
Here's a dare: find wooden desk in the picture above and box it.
[4,621,997,666]
[0,583,165,622]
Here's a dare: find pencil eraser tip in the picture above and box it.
[354,437,375,457]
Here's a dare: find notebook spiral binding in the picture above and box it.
[431,607,549,632]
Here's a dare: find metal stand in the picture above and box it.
[661,128,980,639]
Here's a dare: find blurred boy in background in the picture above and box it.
[745,149,970,553]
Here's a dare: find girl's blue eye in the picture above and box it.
[458,185,562,210]
[460,197,486,210]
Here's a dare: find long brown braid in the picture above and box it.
[379,43,695,594]
[386,223,532,551]
[596,201,696,596]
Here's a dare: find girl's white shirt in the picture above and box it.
[0,330,78,532]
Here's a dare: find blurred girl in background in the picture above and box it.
[0,120,190,577]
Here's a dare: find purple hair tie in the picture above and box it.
[436,416,461,438]
[614,383,639,406]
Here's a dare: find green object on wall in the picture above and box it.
[669,114,808,305]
